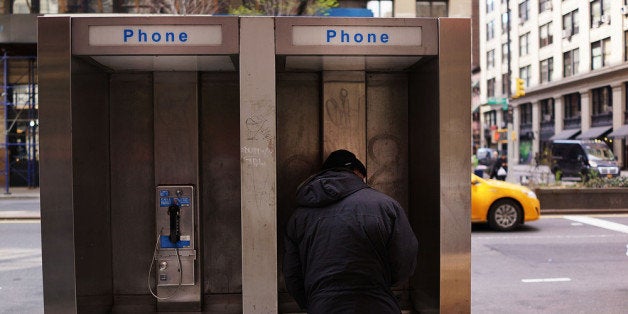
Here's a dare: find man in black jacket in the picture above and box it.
[283,149,418,313]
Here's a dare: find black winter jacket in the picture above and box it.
[283,170,418,314]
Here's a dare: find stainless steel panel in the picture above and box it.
[438,18,471,313]
[366,73,409,210]
[72,16,238,55]
[276,17,437,56]
[70,57,112,309]
[110,73,155,295]
[409,57,440,312]
[153,71,201,309]
[38,16,78,314]
[199,72,242,295]
[239,17,278,313]
[276,72,320,298]
[322,71,366,161]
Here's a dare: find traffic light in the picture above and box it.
[513,78,525,98]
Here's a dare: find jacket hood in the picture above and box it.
[296,169,368,208]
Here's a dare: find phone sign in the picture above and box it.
[159,196,191,207]
[177,197,191,207]
[159,197,172,207]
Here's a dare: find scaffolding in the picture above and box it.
[1,54,38,193]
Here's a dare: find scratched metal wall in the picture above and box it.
[276,71,414,311]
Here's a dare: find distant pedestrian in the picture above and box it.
[283,149,418,313]
[491,154,508,181]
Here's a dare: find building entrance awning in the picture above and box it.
[549,128,580,141]
[576,126,612,140]
[609,124,628,138]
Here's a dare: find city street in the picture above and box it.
[1,198,628,313]
[473,214,628,313]
[0,219,43,314]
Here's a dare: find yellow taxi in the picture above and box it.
[472,174,541,231]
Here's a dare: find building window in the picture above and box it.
[484,110,497,127]
[540,58,553,83]
[520,103,532,125]
[562,10,579,38]
[502,43,509,64]
[625,31,628,62]
[564,93,581,119]
[415,0,448,18]
[519,65,531,86]
[519,0,529,24]
[487,20,495,41]
[540,98,555,123]
[539,0,552,13]
[487,78,496,98]
[539,22,553,48]
[591,86,612,115]
[486,0,494,13]
[367,0,393,17]
[590,0,610,28]
[591,38,611,70]
[501,12,510,33]
[563,48,579,77]
[519,32,529,56]
[502,73,509,95]
[487,49,495,69]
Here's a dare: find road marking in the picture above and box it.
[521,277,571,283]
[564,216,628,234]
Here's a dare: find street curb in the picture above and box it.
[542,209,628,215]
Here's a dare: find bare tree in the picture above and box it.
[59,0,335,15]
[230,0,337,16]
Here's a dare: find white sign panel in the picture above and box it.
[292,26,421,46]
[88,25,222,46]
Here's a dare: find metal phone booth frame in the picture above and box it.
[38,15,243,313]
[39,15,469,313]
[273,17,471,313]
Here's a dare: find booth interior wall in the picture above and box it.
[408,57,440,312]
[71,57,114,312]
[109,72,155,312]
[199,72,243,305]
[276,72,321,312]
[365,72,412,308]
[275,70,420,311]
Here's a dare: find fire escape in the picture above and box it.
[1,54,38,193]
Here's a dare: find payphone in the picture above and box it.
[149,185,196,298]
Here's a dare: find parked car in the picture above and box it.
[471,174,540,231]
[550,140,619,181]
[476,147,497,166]
[474,147,497,177]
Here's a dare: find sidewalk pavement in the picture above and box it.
[0,187,40,199]
[0,187,40,220]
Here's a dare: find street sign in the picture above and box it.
[487,97,508,105]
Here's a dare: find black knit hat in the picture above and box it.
[322,149,367,177]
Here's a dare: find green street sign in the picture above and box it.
[487,97,508,105]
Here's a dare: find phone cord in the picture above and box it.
[147,229,183,300]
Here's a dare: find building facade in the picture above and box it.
[479,0,628,169]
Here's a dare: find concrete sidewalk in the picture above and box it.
[0,187,40,220]
[0,187,40,199]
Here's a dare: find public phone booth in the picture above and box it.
[39,15,470,313]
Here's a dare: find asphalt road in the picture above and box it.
[472,214,628,313]
[0,220,43,314]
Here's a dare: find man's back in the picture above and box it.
[283,170,418,313]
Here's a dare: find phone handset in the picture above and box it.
[168,200,181,244]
